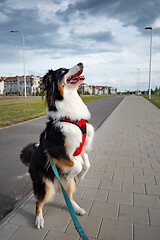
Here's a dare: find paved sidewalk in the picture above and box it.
[0,96,160,240]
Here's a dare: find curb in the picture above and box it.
[0,192,33,228]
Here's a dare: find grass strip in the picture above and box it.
[0,95,114,128]
[143,95,160,109]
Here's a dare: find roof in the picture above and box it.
[4,77,18,82]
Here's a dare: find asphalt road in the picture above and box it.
[0,96,124,220]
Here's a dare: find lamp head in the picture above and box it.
[145,27,152,30]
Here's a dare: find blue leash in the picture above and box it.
[50,159,88,240]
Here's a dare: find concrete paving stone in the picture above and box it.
[122,182,145,194]
[94,154,110,162]
[143,168,155,176]
[106,166,125,175]
[118,205,149,225]
[73,187,87,198]
[92,171,113,180]
[9,225,48,240]
[134,174,155,184]
[43,210,71,232]
[151,161,160,169]
[148,208,160,226]
[84,170,95,178]
[78,178,101,189]
[116,160,133,167]
[113,156,126,161]
[144,158,159,164]
[99,180,122,191]
[0,223,19,240]
[44,230,79,240]
[110,152,120,158]
[134,193,160,208]
[124,166,143,175]
[89,163,101,171]
[98,219,133,240]
[134,223,160,240]
[82,188,108,202]
[89,201,118,220]
[66,215,102,239]
[89,163,107,172]
[9,207,36,227]
[119,151,133,157]
[89,158,99,165]
[113,173,133,182]
[106,160,117,167]
[134,161,152,169]
[108,190,133,205]
[145,183,160,195]
[155,175,160,184]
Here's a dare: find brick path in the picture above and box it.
[0,96,160,240]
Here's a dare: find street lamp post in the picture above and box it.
[86,65,93,95]
[137,69,140,96]
[11,30,27,97]
[145,27,152,100]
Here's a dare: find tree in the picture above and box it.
[155,86,159,94]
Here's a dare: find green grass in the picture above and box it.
[0,95,115,128]
[81,95,105,103]
[0,97,46,128]
[143,95,160,109]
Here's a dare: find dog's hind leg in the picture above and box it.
[35,181,55,229]
[35,199,45,229]
[66,178,86,216]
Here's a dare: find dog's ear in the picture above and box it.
[42,70,56,110]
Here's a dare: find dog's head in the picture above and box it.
[42,63,84,110]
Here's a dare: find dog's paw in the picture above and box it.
[71,200,86,216]
[35,214,44,229]
[76,207,86,216]
[65,176,72,183]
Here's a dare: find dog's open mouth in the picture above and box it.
[66,70,85,84]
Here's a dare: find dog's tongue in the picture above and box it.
[67,75,85,84]
[72,75,85,82]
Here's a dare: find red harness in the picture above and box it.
[60,117,87,156]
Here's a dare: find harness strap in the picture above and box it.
[50,159,88,240]
[60,117,87,156]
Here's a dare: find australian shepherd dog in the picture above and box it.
[20,63,94,229]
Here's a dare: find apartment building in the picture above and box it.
[79,83,117,95]
[0,79,4,95]
[3,75,41,95]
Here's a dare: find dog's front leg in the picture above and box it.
[77,152,90,181]
[63,156,83,183]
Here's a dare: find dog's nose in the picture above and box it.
[77,63,83,69]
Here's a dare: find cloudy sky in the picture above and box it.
[0,0,160,92]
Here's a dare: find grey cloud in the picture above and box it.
[0,6,60,49]
[80,31,115,43]
[59,0,160,34]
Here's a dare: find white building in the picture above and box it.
[79,83,92,94]
[78,84,117,95]
[109,87,117,94]
[4,75,41,95]
[0,78,4,95]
